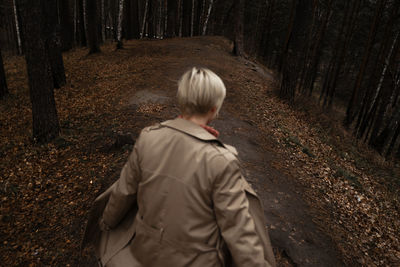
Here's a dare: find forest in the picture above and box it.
[1,0,399,158]
[0,0,399,266]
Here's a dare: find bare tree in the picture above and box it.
[42,0,66,88]
[202,0,213,35]
[116,0,124,48]
[18,0,60,142]
[101,0,106,43]
[12,0,22,54]
[59,0,73,51]
[233,0,245,56]
[141,0,149,38]
[86,0,101,53]
[0,48,8,98]
[345,0,386,127]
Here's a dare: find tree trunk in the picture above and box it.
[202,0,213,35]
[116,0,124,48]
[278,0,296,73]
[166,0,178,37]
[101,0,106,42]
[182,0,192,37]
[18,0,60,142]
[233,0,245,56]
[77,0,87,46]
[141,0,149,38]
[0,48,8,98]
[131,0,140,39]
[190,0,195,37]
[304,0,332,96]
[42,0,66,88]
[86,0,101,53]
[279,0,313,102]
[259,0,275,65]
[60,0,73,51]
[12,0,23,54]
[345,0,387,127]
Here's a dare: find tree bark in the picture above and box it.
[18,0,60,142]
[77,0,87,46]
[60,0,73,51]
[182,0,192,37]
[12,0,23,54]
[116,0,124,48]
[345,0,387,127]
[101,0,106,42]
[202,0,213,35]
[42,0,66,88]
[166,0,178,37]
[86,0,101,53]
[190,0,195,37]
[131,0,140,39]
[0,48,8,98]
[233,0,245,56]
[141,0,149,38]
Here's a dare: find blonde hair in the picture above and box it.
[177,67,226,116]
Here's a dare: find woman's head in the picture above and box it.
[177,67,226,116]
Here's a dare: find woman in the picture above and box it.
[83,67,276,267]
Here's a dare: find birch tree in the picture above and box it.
[202,0,213,35]
[12,0,22,55]
[116,0,124,48]
[141,0,149,38]
[191,0,195,36]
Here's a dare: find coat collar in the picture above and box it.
[161,118,218,142]
[161,118,239,156]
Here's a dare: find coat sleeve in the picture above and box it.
[212,155,272,267]
[101,141,141,229]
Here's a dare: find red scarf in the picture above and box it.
[178,116,220,138]
[200,124,220,138]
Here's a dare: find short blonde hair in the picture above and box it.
[177,67,226,115]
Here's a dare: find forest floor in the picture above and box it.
[1,36,399,266]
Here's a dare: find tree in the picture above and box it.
[279,0,313,101]
[59,0,73,51]
[345,0,387,127]
[233,0,245,56]
[0,48,8,98]
[77,0,87,46]
[166,0,178,37]
[202,0,214,35]
[86,0,101,53]
[12,0,23,54]
[18,0,60,142]
[116,0,124,49]
[42,0,66,88]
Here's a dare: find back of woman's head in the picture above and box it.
[177,67,226,116]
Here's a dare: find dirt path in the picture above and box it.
[111,36,345,266]
[0,36,347,266]
[129,84,342,266]
[214,112,343,266]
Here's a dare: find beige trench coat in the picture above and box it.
[82,118,276,267]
